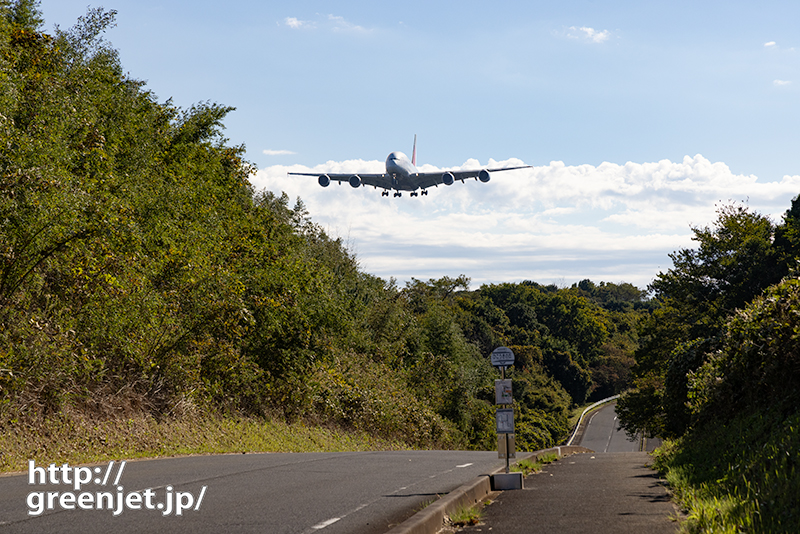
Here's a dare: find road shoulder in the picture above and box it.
[457,452,680,534]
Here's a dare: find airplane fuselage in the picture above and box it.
[385,151,420,191]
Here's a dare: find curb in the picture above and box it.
[384,445,594,534]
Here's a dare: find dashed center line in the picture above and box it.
[304,459,481,532]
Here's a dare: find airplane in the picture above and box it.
[288,136,532,197]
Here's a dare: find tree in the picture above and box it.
[620,203,788,437]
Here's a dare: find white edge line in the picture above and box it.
[311,517,341,529]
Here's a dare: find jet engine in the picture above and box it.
[442,172,455,186]
[318,175,331,187]
[479,169,491,183]
[349,175,362,188]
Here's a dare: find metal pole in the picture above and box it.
[502,366,509,474]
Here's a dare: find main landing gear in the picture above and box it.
[381,190,428,197]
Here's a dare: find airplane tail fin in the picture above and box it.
[412,134,417,166]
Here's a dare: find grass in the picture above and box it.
[652,409,800,533]
[0,412,411,473]
[448,503,483,527]
[511,452,559,476]
[412,496,440,513]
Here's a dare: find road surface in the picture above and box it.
[457,401,675,533]
[579,401,661,452]
[0,403,662,533]
[0,450,504,533]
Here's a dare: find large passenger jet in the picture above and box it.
[288,136,531,197]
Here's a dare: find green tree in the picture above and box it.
[620,203,788,438]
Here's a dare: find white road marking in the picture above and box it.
[604,416,617,453]
[311,517,341,529]
[302,456,485,533]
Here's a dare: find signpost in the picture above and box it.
[490,347,516,470]
[490,346,515,368]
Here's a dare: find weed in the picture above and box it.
[413,496,440,513]
[511,452,559,476]
[448,504,482,526]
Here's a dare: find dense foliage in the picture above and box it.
[449,279,649,449]
[0,1,647,459]
[617,195,800,530]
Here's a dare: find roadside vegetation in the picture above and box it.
[617,196,800,531]
[0,1,648,471]
[447,504,483,527]
[510,451,558,476]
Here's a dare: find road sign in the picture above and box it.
[491,346,515,368]
[496,408,514,434]
[495,379,513,405]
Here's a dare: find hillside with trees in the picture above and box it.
[0,1,650,470]
[617,199,800,532]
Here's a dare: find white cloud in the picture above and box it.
[284,17,313,29]
[251,156,800,288]
[568,26,611,43]
[764,41,777,47]
[284,14,370,33]
[774,79,792,86]
[326,14,369,33]
[263,149,296,156]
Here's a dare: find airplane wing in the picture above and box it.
[287,172,395,190]
[289,164,532,191]
[414,165,533,189]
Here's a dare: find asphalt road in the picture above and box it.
[579,402,661,452]
[0,403,663,533]
[0,450,505,533]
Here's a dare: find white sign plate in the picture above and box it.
[496,408,514,434]
[491,346,515,368]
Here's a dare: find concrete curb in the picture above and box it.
[384,445,594,534]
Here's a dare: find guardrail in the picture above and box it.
[565,394,620,446]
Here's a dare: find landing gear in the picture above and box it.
[381,189,427,198]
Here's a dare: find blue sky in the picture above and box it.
[38,1,800,289]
